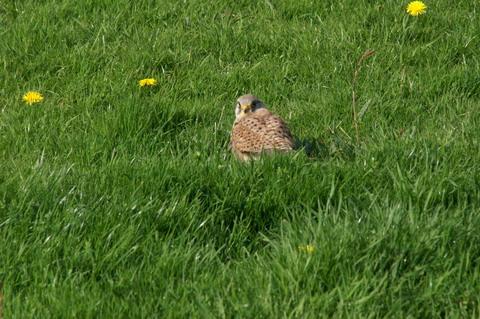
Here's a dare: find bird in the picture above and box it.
[230,94,294,161]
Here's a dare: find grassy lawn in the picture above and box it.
[1,0,479,317]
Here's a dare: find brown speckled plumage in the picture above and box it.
[230,95,294,161]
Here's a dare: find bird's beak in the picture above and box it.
[240,104,251,112]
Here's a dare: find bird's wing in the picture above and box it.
[262,113,294,151]
[231,111,294,155]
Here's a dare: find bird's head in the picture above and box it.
[235,94,265,121]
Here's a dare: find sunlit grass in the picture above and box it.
[1,0,479,317]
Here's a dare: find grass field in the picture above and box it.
[1,0,480,317]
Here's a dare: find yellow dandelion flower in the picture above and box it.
[23,91,44,105]
[139,78,158,87]
[299,244,315,254]
[406,1,427,16]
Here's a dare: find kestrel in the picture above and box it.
[230,94,294,161]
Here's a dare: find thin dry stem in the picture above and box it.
[352,49,375,145]
[0,282,3,319]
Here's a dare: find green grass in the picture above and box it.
[1,0,480,317]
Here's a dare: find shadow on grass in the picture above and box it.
[294,134,356,161]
